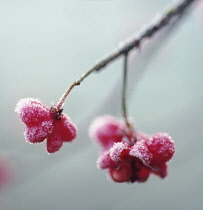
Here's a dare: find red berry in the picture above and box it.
[24,121,53,143]
[97,151,119,169]
[133,159,151,182]
[151,163,168,178]
[16,98,77,153]
[89,115,175,183]
[109,142,130,163]
[15,98,52,126]
[46,114,77,153]
[109,161,132,183]
[145,133,175,166]
[16,98,54,144]
[89,115,123,150]
[129,140,153,167]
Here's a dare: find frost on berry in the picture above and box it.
[24,121,53,143]
[89,115,123,150]
[15,98,51,126]
[145,133,175,166]
[90,115,175,183]
[109,142,130,163]
[130,133,175,168]
[15,98,53,144]
[15,98,77,153]
[46,114,77,153]
[97,151,119,169]
[129,140,153,166]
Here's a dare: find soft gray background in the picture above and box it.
[0,0,202,210]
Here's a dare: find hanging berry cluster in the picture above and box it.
[89,116,175,183]
[15,98,77,153]
[15,0,196,183]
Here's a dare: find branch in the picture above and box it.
[122,53,130,128]
[57,0,196,110]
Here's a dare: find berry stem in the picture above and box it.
[122,53,130,128]
[56,0,196,110]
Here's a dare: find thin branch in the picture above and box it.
[122,53,130,128]
[56,0,196,110]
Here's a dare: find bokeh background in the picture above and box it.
[0,0,202,210]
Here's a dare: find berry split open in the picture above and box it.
[89,115,175,183]
[15,98,77,153]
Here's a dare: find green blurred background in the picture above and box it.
[0,0,202,210]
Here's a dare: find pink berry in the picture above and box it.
[145,133,175,166]
[15,98,77,153]
[109,161,132,183]
[16,98,54,144]
[109,142,130,163]
[89,115,123,150]
[129,140,153,167]
[15,98,52,126]
[133,159,151,182]
[24,121,53,143]
[90,115,175,183]
[97,151,119,169]
[151,163,168,178]
[46,114,77,153]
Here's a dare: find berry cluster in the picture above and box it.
[89,115,175,183]
[15,98,77,153]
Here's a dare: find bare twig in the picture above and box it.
[122,53,131,128]
[56,0,196,110]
